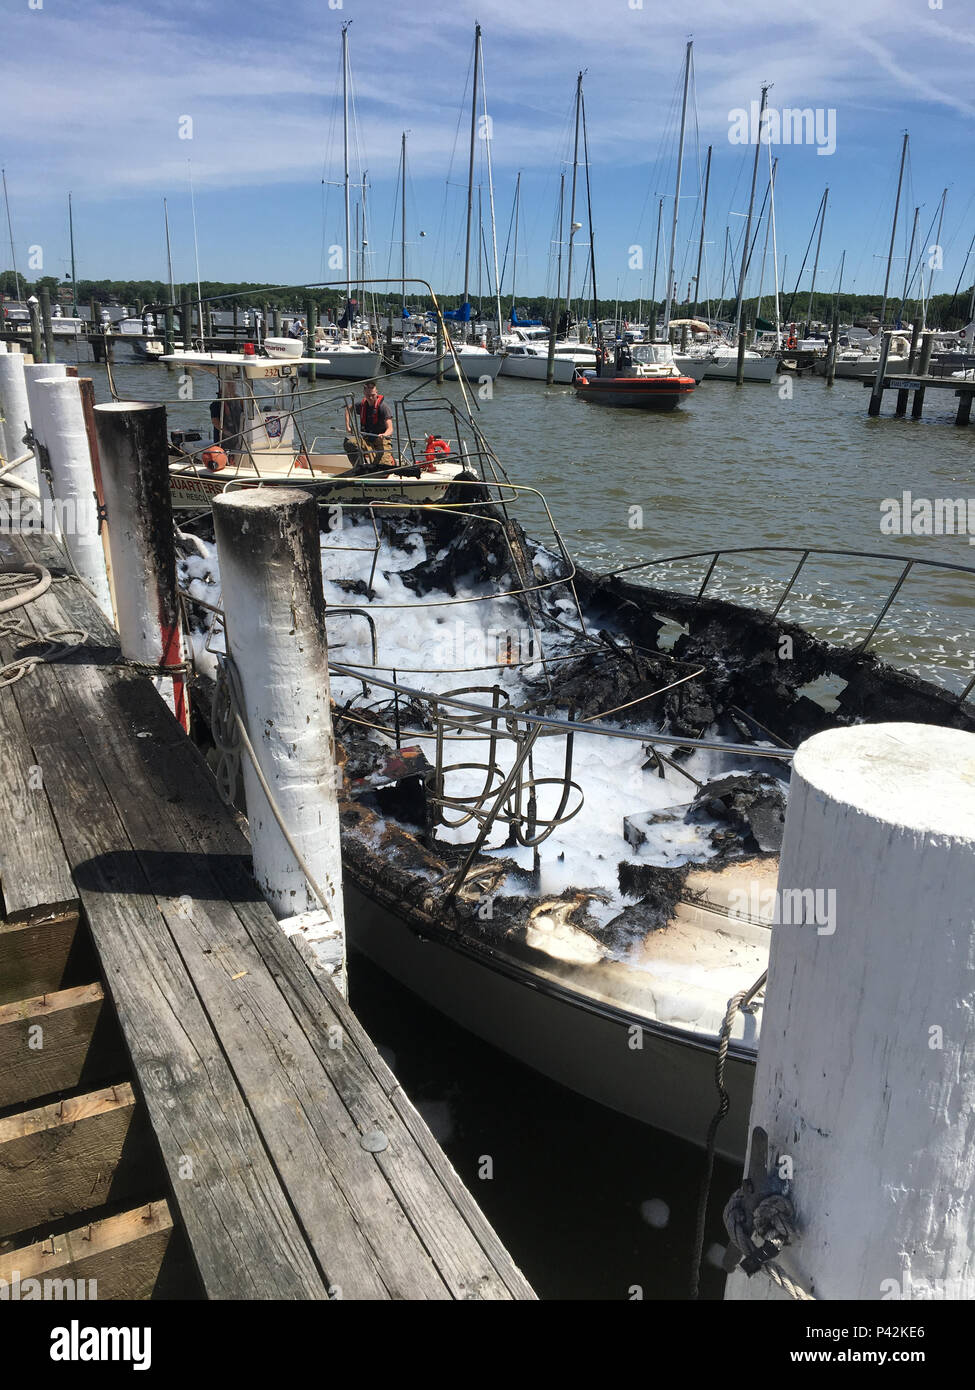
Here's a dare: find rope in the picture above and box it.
[723,1191,816,1301]
[689,970,767,1298]
[0,563,89,687]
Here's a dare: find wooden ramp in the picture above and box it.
[0,507,533,1300]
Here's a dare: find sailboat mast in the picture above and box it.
[462,23,481,313]
[768,150,781,344]
[650,197,663,336]
[879,131,909,330]
[68,192,78,316]
[554,173,565,315]
[510,172,521,317]
[663,40,692,337]
[164,197,176,306]
[806,186,828,328]
[564,71,583,325]
[581,84,599,345]
[2,168,22,302]
[401,133,407,330]
[733,84,768,339]
[901,205,919,314]
[690,145,711,320]
[479,36,504,339]
[342,23,352,343]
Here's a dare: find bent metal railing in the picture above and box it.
[601,545,975,703]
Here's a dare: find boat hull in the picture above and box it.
[346,880,753,1161]
[695,356,778,383]
[401,350,505,381]
[299,350,383,380]
[574,374,696,409]
[169,465,459,510]
[499,355,579,384]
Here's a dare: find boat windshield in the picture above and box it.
[630,344,672,366]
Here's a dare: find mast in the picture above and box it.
[663,40,692,337]
[581,83,600,348]
[479,31,504,339]
[554,172,565,325]
[691,144,711,320]
[163,197,176,307]
[510,171,521,317]
[342,22,352,343]
[733,84,768,339]
[400,133,407,331]
[2,168,22,302]
[901,205,919,318]
[756,158,777,327]
[564,71,583,328]
[67,192,78,316]
[462,22,481,318]
[650,197,663,337]
[768,148,781,345]
[806,186,828,329]
[879,131,908,330]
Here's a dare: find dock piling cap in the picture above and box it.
[794,722,975,839]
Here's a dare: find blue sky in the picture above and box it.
[3,0,974,308]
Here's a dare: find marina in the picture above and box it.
[2,0,975,1341]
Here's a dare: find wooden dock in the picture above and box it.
[865,371,975,424]
[0,498,534,1300]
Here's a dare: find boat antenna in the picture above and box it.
[2,169,22,303]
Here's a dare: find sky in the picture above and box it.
[3,0,975,311]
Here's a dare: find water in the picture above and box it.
[64,352,975,1298]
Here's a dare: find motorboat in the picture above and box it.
[161,349,465,510]
[499,328,597,383]
[175,384,975,1161]
[401,337,505,381]
[573,343,696,408]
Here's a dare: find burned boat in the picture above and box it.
[176,395,975,1161]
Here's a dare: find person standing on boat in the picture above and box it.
[209,377,244,462]
[344,382,393,472]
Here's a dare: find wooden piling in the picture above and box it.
[39,287,56,364]
[181,292,193,351]
[93,402,188,732]
[727,723,975,1301]
[0,352,36,489]
[28,298,42,363]
[305,299,317,383]
[867,332,892,416]
[956,391,973,427]
[907,319,921,373]
[273,307,282,338]
[211,488,346,980]
[436,317,445,385]
[30,376,114,619]
[735,331,746,385]
[164,303,174,360]
[825,310,839,387]
[546,305,558,385]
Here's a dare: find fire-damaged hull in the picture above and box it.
[181,481,975,1162]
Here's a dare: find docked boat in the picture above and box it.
[401,338,505,381]
[175,387,975,1160]
[499,328,596,383]
[161,348,465,510]
[573,344,696,408]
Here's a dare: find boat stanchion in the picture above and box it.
[93,401,189,732]
[726,722,975,1302]
[211,487,347,989]
[29,375,114,622]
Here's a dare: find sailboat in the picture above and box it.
[310,24,382,381]
[402,24,504,382]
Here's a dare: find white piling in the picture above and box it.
[726,721,975,1302]
[0,350,39,493]
[94,401,189,732]
[30,376,114,622]
[23,361,68,532]
[211,487,346,989]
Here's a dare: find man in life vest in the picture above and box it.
[208,377,244,466]
[344,381,394,473]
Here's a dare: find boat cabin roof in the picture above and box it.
[161,351,325,375]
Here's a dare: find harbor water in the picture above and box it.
[65,354,975,1298]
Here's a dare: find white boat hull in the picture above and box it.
[499,354,578,383]
[694,355,779,383]
[302,349,383,380]
[814,354,909,379]
[401,349,505,381]
[346,881,754,1160]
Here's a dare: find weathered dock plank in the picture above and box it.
[0,983,107,1108]
[0,501,534,1300]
